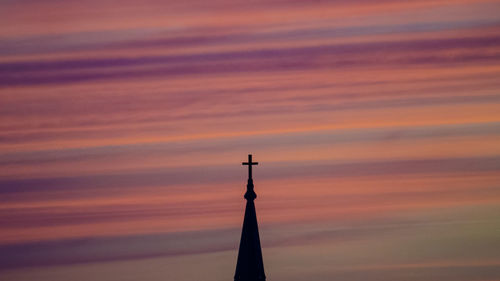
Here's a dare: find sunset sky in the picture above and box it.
[1,0,500,280]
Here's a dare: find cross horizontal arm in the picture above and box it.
[242,162,259,165]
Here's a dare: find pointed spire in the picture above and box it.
[235,154,266,281]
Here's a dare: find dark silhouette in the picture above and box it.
[235,154,266,281]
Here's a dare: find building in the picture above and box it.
[234,154,266,281]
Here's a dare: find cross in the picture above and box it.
[242,154,258,179]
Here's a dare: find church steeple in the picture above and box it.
[235,154,266,281]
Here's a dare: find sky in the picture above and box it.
[1,0,500,280]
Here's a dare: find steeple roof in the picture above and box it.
[234,155,266,281]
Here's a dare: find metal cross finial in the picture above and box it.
[242,154,258,179]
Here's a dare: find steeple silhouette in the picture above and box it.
[235,154,266,281]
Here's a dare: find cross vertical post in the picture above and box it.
[242,154,259,200]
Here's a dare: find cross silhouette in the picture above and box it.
[242,154,258,179]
